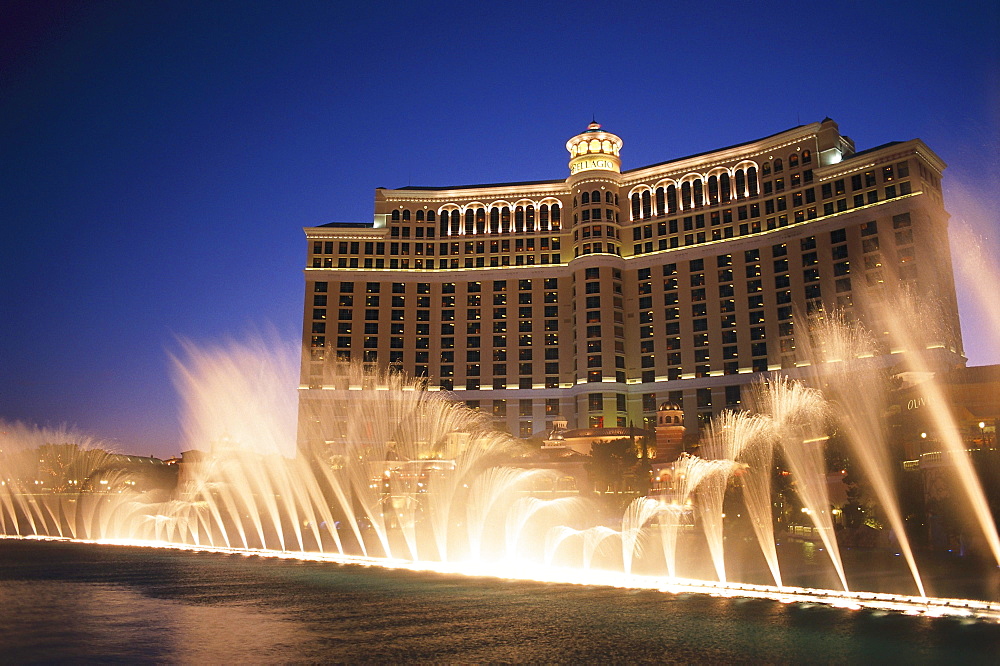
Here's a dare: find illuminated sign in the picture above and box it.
[569,157,619,175]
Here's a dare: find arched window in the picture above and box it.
[641,190,652,218]
[605,191,613,203]
[747,166,759,196]
[526,205,535,231]
[416,210,424,221]
[465,209,475,233]
[802,149,812,164]
[655,187,665,215]
[693,179,704,207]
[391,210,400,221]
[490,207,500,233]
[581,191,590,204]
[450,209,460,234]
[773,158,783,173]
[789,153,799,168]
[515,206,524,232]
[402,209,411,221]
[708,175,719,205]
[681,182,692,210]
[540,204,549,231]
[591,190,601,203]
[735,170,746,198]
[631,193,641,220]
[720,173,731,203]
[762,162,771,177]
[667,184,678,214]
[501,206,511,233]
[427,210,436,222]
[551,203,561,229]
[476,208,486,233]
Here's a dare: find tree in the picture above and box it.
[586,437,653,513]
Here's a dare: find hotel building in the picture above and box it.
[299,119,963,446]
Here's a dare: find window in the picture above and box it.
[697,388,712,409]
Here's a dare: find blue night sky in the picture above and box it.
[2,1,998,459]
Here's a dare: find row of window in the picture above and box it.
[575,190,618,206]
[430,204,563,236]
[629,182,911,255]
[315,254,566,270]
[574,243,622,257]
[317,293,561,311]
[575,208,619,224]
[630,167,763,220]
[317,237,564,259]
[628,157,905,224]
[315,278,558,294]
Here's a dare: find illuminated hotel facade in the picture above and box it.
[299,119,963,444]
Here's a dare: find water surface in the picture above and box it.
[1,540,997,663]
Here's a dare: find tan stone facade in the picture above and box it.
[299,119,964,447]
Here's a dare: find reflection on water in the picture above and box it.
[1,540,998,662]
[0,580,309,663]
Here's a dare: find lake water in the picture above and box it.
[1,539,998,663]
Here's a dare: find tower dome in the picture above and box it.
[565,121,623,176]
[657,401,684,426]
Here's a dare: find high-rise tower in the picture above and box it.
[299,119,962,449]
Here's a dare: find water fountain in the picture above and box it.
[748,376,849,592]
[1,319,998,621]
[795,310,928,597]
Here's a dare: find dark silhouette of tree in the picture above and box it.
[587,437,654,512]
